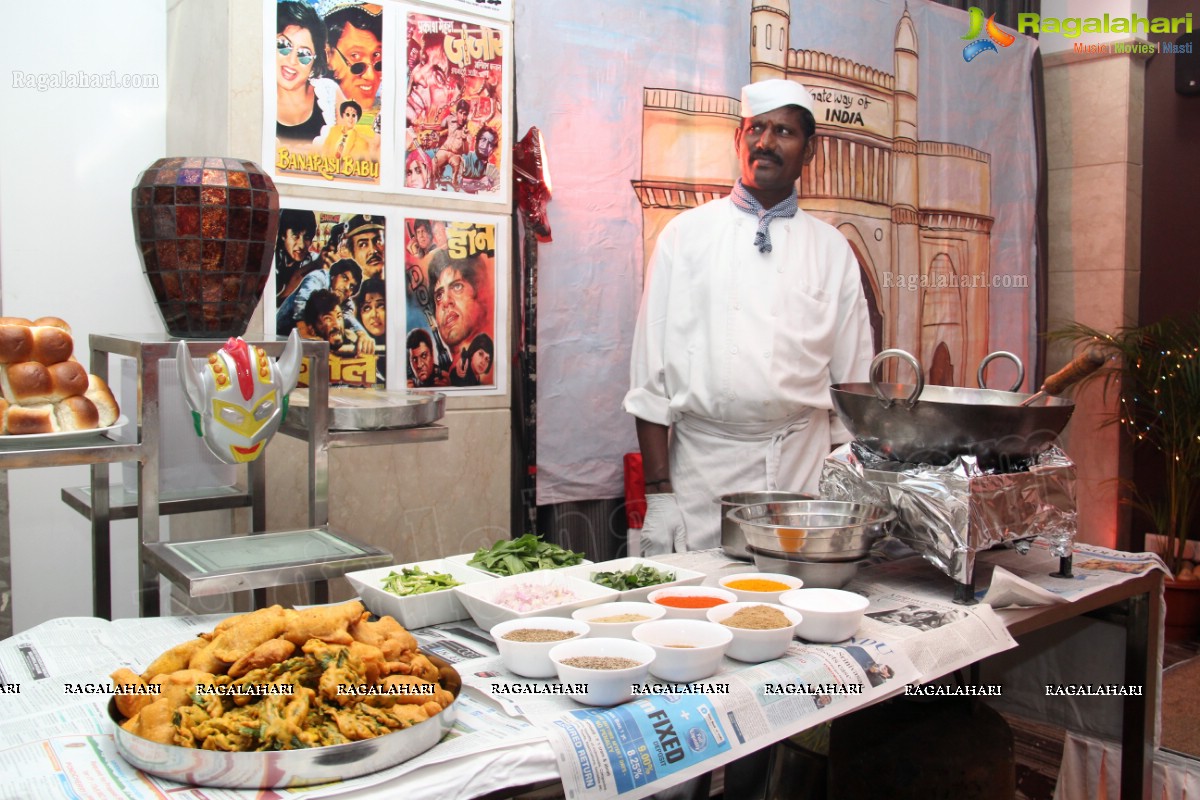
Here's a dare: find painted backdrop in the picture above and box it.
[517,0,1039,505]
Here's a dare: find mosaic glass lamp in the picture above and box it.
[131,157,279,338]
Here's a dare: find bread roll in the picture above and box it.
[85,374,120,427]
[0,325,32,364]
[0,360,90,405]
[0,322,74,364]
[0,317,106,435]
[6,403,57,435]
[29,326,73,364]
[32,317,72,334]
[54,395,100,431]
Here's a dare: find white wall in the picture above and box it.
[0,0,167,630]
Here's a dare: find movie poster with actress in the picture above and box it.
[400,7,510,205]
[403,213,508,394]
[271,198,390,388]
[265,0,394,190]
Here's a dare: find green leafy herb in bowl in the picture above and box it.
[380,566,462,597]
[590,565,676,591]
[467,533,587,576]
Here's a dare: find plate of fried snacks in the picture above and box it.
[107,600,460,789]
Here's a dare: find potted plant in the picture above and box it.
[1053,312,1200,636]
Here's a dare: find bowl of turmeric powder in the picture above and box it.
[717,572,804,604]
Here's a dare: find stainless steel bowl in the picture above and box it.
[109,655,460,789]
[748,547,865,589]
[717,491,815,560]
[727,500,894,562]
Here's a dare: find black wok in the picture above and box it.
[830,349,1089,467]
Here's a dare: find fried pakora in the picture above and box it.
[110,604,454,753]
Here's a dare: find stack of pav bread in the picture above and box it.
[0,317,119,435]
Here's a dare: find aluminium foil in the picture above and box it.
[820,444,1076,585]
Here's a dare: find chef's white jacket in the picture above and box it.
[624,198,873,550]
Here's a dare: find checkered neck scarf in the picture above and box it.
[729,180,799,254]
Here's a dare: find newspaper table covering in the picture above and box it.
[417,610,921,800]
[0,615,554,800]
[0,543,1163,800]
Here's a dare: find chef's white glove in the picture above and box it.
[640,493,686,555]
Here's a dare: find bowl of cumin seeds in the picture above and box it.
[548,638,656,706]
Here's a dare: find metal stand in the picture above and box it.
[65,334,437,618]
[0,428,141,620]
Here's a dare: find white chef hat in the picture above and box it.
[740,79,814,117]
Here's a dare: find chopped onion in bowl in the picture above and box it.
[492,582,579,612]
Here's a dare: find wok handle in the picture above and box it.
[1039,348,1107,396]
[977,351,1025,392]
[870,349,923,408]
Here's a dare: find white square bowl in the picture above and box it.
[445,551,593,578]
[453,571,620,631]
[557,557,706,602]
[344,559,496,629]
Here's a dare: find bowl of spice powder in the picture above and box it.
[646,586,738,621]
[491,616,591,678]
[631,619,733,683]
[572,601,667,639]
[718,572,804,604]
[548,638,657,706]
[707,601,803,663]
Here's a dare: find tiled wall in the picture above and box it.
[1043,48,1148,548]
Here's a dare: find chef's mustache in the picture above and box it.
[751,150,780,164]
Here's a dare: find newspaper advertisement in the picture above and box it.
[539,641,918,800]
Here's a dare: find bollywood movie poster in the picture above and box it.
[264,0,394,190]
[271,198,390,389]
[403,212,508,395]
[400,7,510,205]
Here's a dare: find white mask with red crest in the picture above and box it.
[176,330,302,464]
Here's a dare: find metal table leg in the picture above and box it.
[1120,573,1160,799]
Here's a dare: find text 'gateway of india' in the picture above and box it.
[633,2,997,386]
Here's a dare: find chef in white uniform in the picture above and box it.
[624,78,874,554]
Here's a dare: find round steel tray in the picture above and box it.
[288,388,445,431]
[108,654,460,789]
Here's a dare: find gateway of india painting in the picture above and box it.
[633,2,997,386]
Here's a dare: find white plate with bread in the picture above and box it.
[0,315,123,446]
[0,415,128,447]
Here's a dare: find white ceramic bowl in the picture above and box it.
[549,637,656,706]
[572,601,667,639]
[344,559,495,629]
[631,619,733,683]
[778,588,870,643]
[646,586,739,621]
[717,572,804,604]
[557,557,706,602]
[454,571,619,631]
[490,616,590,678]
[706,601,803,663]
